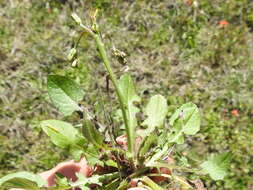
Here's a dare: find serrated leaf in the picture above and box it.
[0,172,46,189]
[47,75,84,116]
[118,74,140,152]
[41,120,86,149]
[168,102,200,144]
[142,95,167,136]
[201,153,232,180]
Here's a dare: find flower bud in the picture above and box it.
[71,59,78,68]
[67,48,77,61]
[71,13,82,25]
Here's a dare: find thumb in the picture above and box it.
[39,158,93,187]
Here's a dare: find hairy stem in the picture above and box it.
[81,24,134,154]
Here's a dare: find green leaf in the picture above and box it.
[169,102,200,135]
[142,95,167,136]
[95,172,120,184]
[82,119,104,148]
[105,160,118,168]
[70,173,96,190]
[145,144,169,167]
[47,75,84,116]
[101,179,120,190]
[116,180,129,190]
[49,174,70,190]
[0,172,46,189]
[168,120,185,144]
[69,147,85,161]
[41,120,86,149]
[71,173,119,189]
[178,156,190,167]
[201,153,232,180]
[84,145,104,166]
[142,176,164,190]
[157,129,169,146]
[85,154,102,166]
[172,176,193,190]
[138,133,157,157]
[118,74,141,152]
[168,102,200,144]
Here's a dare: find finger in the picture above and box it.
[116,135,128,150]
[39,158,93,187]
[77,157,93,177]
[116,135,142,150]
[39,169,56,187]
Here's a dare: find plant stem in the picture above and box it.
[82,24,133,154]
[116,180,129,190]
[141,176,164,190]
[129,167,149,179]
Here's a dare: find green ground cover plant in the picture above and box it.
[0,11,231,190]
[0,0,253,189]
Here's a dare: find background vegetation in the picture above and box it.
[0,0,253,189]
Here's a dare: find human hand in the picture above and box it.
[37,135,147,189]
[11,135,172,190]
[39,157,92,187]
[9,157,145,190]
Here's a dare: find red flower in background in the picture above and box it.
[186,0,193,6]
[219,20,229,27]
[231,109,239,117]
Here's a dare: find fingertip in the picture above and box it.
[39,170,56,187]
[79,164,93,177]
[116,135,127,145]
